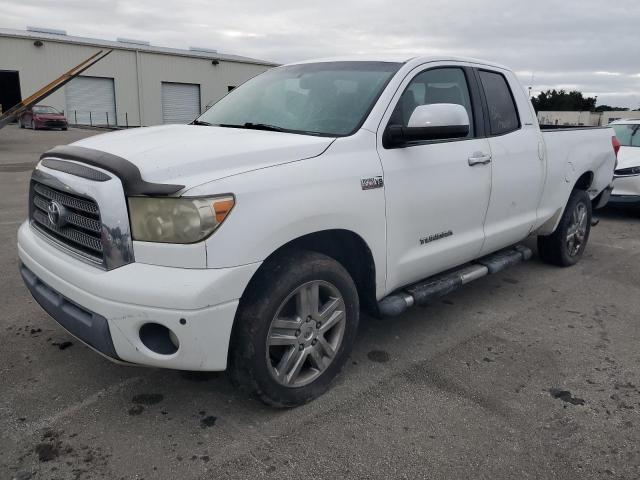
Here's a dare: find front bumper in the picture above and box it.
[18,222,261,370]
[609,174,640,207]
[607,194,640,207]
[20,263,120,359]
[35,119,67,128]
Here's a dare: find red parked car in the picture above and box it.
[19,105,68,130]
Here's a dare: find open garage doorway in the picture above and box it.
[0,70,22,115]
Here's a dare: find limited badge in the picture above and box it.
[420,230,453,245]
[361,176,384,190]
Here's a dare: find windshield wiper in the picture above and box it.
[214,122,325,137]
[241,122,287,132]
[212,122,287,132]
[192,119,213,126]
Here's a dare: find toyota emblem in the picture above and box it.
[47,200,66,227]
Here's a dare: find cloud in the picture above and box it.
[220,30,263,39]
[594,71,622,76]
[1,0,638,108]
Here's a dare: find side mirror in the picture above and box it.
[385,103,470,147]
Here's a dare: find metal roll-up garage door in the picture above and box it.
[65,76,116,126]
[161,82,201,124]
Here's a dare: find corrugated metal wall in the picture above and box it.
[0,35,272,126]
[138,50,268,125]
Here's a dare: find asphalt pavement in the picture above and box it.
[1,123,639,479]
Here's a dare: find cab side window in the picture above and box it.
[389,68,474,138]
[478,70,520,135]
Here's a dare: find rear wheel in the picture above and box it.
[229,250,359,407]
[538,189,592,266]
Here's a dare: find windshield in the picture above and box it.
[612,124,640,147]
[197,61,401,136]
[32,106,60,114]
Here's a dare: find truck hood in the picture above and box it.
[617,146,640,170]
[71,125,335,189]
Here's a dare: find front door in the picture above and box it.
[377,65,492,292]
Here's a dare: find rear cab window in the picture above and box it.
[478,70,520,136]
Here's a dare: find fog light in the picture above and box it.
[139,323,179,355]
[169,330,180,349]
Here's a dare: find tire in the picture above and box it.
[538,189,592,266]
[229,250,359,407]
[19,119,24,129]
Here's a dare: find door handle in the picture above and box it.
[468,153,492,166]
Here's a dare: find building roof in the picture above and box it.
[0,26,278,67]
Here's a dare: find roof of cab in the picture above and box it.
[287,55,511,70]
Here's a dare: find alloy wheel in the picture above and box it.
[566,202,588,257]
[266,280,346,387]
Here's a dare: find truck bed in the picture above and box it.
[535,125,615,234]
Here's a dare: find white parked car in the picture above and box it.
[18,56,617,406]
[608,119,640,209]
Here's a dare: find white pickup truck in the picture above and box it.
[18,56,617,407]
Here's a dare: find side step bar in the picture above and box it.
[378,245,532,317]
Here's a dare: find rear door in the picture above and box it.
[377,64,492,292]
[475,68,545,254]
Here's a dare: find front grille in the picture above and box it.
[30,180,104,265]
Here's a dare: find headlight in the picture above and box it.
[128,195,234,243]
[614,166,640,176]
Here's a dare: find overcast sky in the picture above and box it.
[2,0,639,108]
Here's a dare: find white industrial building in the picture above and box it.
[0,26,276,127]
[537,110,640,127]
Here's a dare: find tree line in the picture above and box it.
[531,89,637,112]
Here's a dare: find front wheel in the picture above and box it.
[538,189,592,266]
[229,250,359,407]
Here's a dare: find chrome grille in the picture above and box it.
[33,183,99,215]
[30,180,104,264]
[32,195,102,233]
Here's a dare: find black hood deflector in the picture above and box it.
[40,145,184,196]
